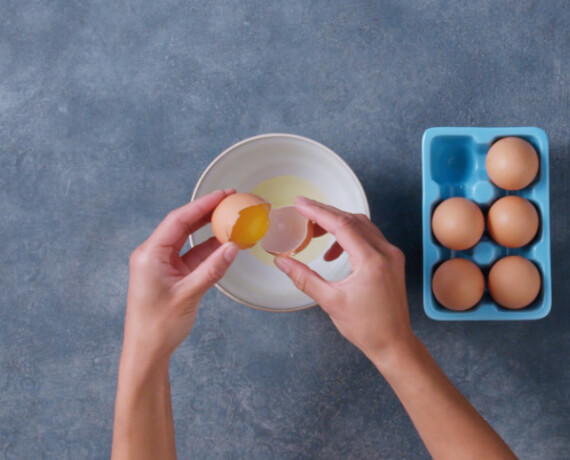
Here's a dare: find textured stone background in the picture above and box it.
[1,1,569,459]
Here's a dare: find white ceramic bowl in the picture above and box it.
[191,133,369,311]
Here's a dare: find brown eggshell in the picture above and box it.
[488,256,541,309]
[487,196,539,248]
[290,220,314,255]
[261,206,314,256]
[486,137,539,190]
[431,197,484,250]
[432,258,485,311]
[211,193,270,246]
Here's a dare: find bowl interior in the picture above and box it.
[192,134,369,311]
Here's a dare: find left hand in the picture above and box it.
[123,189,240,365]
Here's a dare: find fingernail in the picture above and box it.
[224,242,240,263]
[274,256,292,274]
[224,188,236,194]
[295,196,312,206]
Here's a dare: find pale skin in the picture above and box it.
[112,191,516,460]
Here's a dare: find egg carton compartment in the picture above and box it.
[422,127,551,321]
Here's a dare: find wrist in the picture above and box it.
[121,320,175,369]
[119,339,171,384]
[367,332,425,376]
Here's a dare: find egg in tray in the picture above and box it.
[422,128,551,321]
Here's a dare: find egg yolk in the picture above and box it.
[230,205,271,249]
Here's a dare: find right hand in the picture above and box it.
[274,197,414,362]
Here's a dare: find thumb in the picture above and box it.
[274,256,331,304]
[180,242,240,298]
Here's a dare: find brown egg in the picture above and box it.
[211,193,271,249]
[486,137,539,190]
[432,258,485,311]
[487,196,539,248]
[431,197,484,250]
[488,256,541,309]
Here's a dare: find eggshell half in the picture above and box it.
[261,206,314,256]
[211,193,270,248]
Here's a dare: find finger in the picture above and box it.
[308,202,387,243]
[313,223,341,259]
[354,213,389,244]
[178,242,240,298]
[324,242,344,261]
[181,236,221,271]
[297,197,393,253]
[149,189,235,252]
[294,197,371,260]
[313,224,327,238]
[296,197,352,219]
[274,256,332,303]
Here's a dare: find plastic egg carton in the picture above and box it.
[422,127,551,320]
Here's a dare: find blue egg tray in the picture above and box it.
[422,127,551,321]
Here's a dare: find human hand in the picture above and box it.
[272,199,518,460]
[123,189,240,366]
[274,197,413,363]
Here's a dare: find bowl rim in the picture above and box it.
[190,132,370,312]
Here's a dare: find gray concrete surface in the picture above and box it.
[1,0,569,458]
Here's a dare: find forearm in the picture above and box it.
[111,347,176,460]
[373,336,516,460]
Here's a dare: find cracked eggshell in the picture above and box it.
[261,206,314,256]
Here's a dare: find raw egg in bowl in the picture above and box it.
[191,133,370,311]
